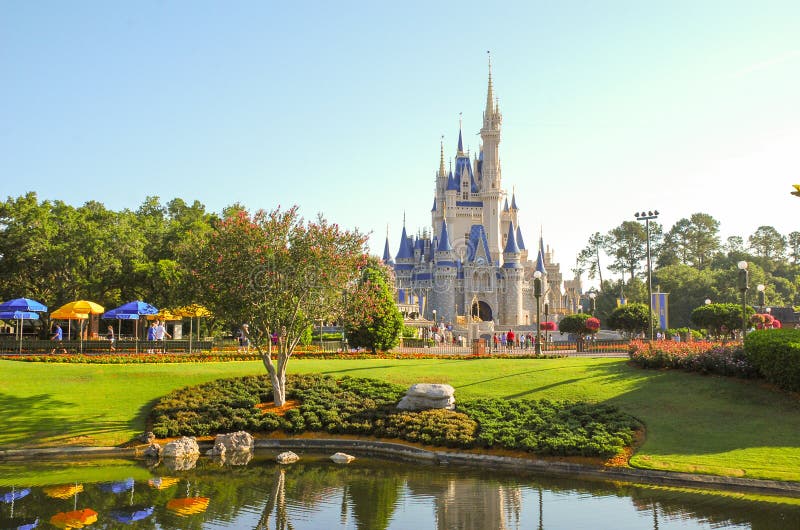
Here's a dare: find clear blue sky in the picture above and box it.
[2,1,799,285]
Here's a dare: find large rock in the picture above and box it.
[142,443,161,458]
[276,451,299,464]
[330,452,355,464]
[162,436,200,459]
[206,442,227,457]
[213,431,254,453]
[397,383,455,411]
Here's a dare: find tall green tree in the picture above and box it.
[577,232,607,289]
[786,232,800,264]
[604,220,661,282]
[607,303,653,336]
[749,226,786,261]
[659,213,720,269]
[343,258,403,353]
[191,206,367,406]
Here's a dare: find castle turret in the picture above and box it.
[480,54,503,262]
[433,218,457,323]
[502,221,524,324]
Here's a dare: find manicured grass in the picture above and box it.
[1,357,799,482]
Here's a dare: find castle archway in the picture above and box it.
[471,300,493,322]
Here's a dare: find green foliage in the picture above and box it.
[665,327,704,340]
[744,329,800,392]
[458,398,639,457]
[344,259,403,353]
[402,325,418,338]
[558,313,596,335]
[607,303,652,335]
[690,303,753,337]
[149,373,638,458]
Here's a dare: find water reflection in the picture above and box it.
[0,454,798,529]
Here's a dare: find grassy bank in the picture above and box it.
[1,357,798,481]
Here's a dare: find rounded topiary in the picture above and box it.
[744,328,800,392]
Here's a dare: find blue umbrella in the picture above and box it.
[103,301,158,353]
[109,505,154,524]
[0,312,40,355]
[0,298,47,313]
[1,488,30,503]
[99,478,134,494]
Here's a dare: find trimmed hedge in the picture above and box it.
[744,329,800,392]
[149,374,639,458]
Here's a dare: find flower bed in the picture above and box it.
[149,374,639,458]
[628,340,758,378]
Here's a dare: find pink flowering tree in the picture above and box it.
[191,206,367,405]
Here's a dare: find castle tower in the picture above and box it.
[502,221,524,325]
[433,218,457,324]
[480,54,504,262]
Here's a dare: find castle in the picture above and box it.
[382,58,566,327]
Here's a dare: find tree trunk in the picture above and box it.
[258,338,288,407]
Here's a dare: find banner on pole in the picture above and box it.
[651,292,669,330]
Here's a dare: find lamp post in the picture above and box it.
[544,302,549,346]
[737,261,749,338]
[533,270,542,355]
[705,298,711,305]
[757,284,766,314]
[588,292,597,316]
[635,210,659,341]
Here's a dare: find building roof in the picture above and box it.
[382,235,392,263]
[395,225,413,260]
[466,224,493,265]
[516,224,526,250]
[437,219,453,252]
[503,221,520,254]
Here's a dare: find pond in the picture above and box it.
[1,453,798,529]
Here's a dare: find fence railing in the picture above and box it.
[0,338,214,355]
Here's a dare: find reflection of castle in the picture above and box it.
[406,476,521,530]
[383,58,565,326]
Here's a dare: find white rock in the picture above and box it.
[397,384,456,411]
[207,441,227,456]
[162,436,200,458]
[406,383,455,399]
[214,431,254,453]
[276,451,299,464]
[330,452,355,464]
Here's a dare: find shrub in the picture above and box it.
[744,329,800,392]
[628,340,758,378]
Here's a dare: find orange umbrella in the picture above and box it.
[148,477,180,490]
[166,497,210,516]
[44,484,84,500]
[49,508,98,529]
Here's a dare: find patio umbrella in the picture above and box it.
[103,301,158,353]
[49,509,97,529]
[146,309,181,321]
[53,301,104,353]
[0,311,39,355]
[175,305,212,353]
[109,505,154,524]
[49,309,89,353]
[166,497,209,516]
[147,477,179,490]
[0,298,47,313]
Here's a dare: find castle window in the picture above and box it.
[462,192,468,200]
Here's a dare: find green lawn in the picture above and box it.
[1,357,799,482]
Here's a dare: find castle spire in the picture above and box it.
[503,221,520,254]
[437,218,453,252]
[486,51,495,118]
[382,225,392,263]
[457,113,464,155]
[510,186,518,210]
[439,135,446,176]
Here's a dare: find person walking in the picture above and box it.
[507,329,515,351]
[50,323,68,354]
[146,321,157,353]
[106,325,116,352]
[154,319,171,353]
[237,324,250,353]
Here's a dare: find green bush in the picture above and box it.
[744,329,800,392]
[149,374,639,458]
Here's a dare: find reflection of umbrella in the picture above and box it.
[147,477,179,490]
[0,311,40,355]
[166,497,210,516]
[98,478,134,494]
[49,509,97,529]
[109,505,154,524]
[102,301,158,353]
[175,305,212,353]
[0,486,37,530]
[1,488,30,504]
[44,484,83,500]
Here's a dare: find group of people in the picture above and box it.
[48,319,172,354]
[491,329,549,352]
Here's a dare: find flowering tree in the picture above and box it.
[191,206,367,405]
[342,257,403,353]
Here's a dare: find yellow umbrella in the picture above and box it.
[55,300,105,315]
[166,497,209,516]
[50,508,98,529]
[146,310,181,321]
[44,484,84,500]
[175,305,213,353]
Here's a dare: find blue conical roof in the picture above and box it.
[504,221,520,254]
[511,192,518,210]
[457,126,464,153]
[536,244,547,274]
[395,225,413,260]
[431,198,437,212]
[446,170,459,191]
[516,224,526,250]
[437,219,453,252]
[382,235,392,262]
[503,198,509,212]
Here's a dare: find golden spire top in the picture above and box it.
[486,50,495,115]
[439,135,446,175]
